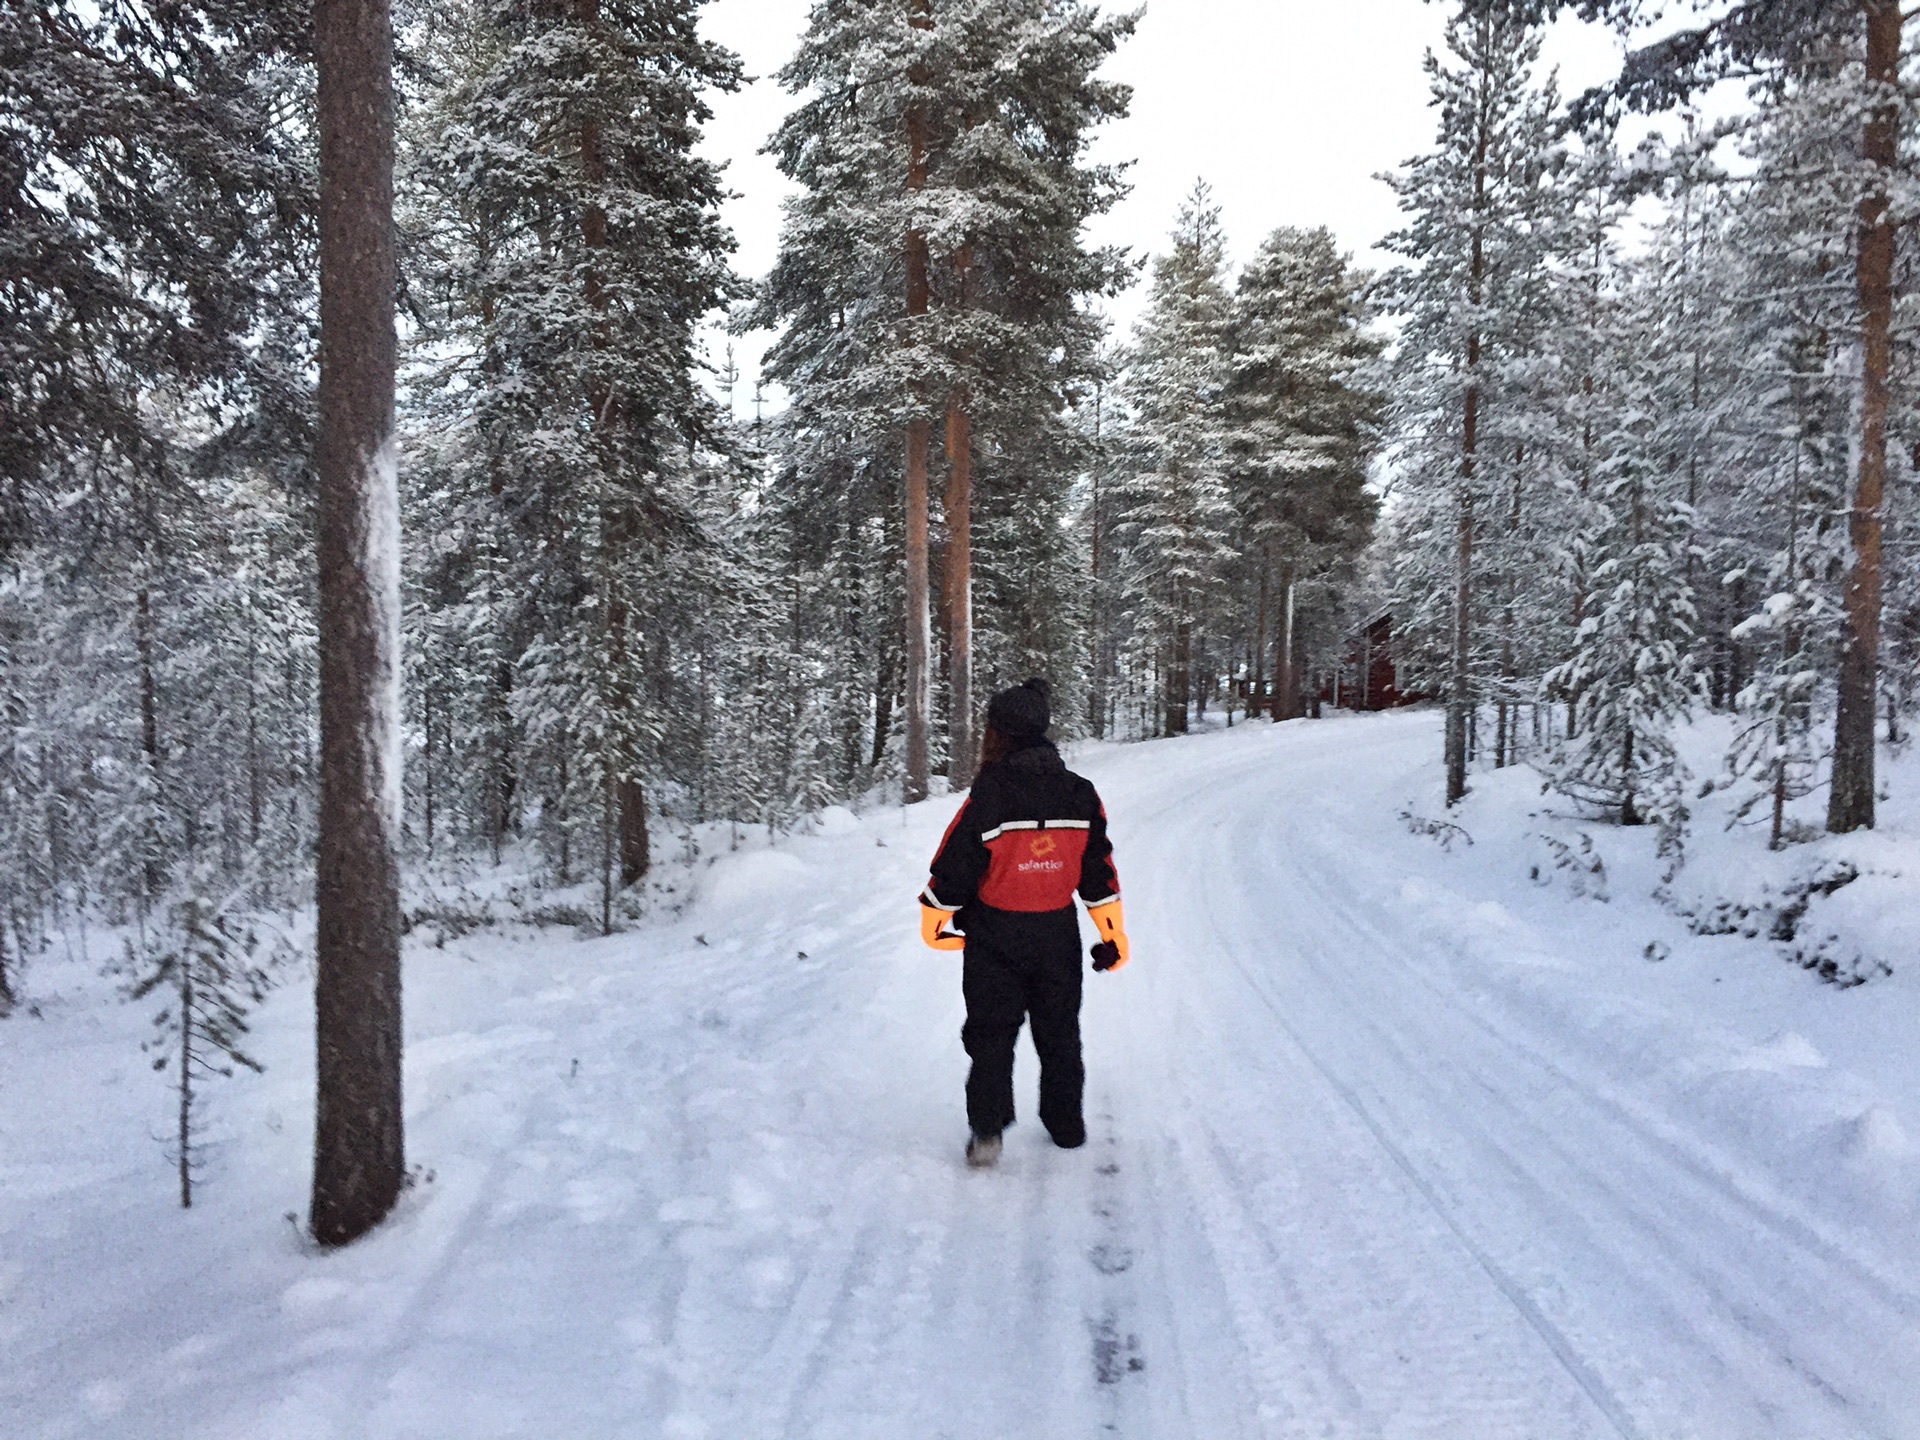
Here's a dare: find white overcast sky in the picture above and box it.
[694,0,1642,412]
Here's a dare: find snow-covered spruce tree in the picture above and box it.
[1077,359,1128,738]
[1578,0,1912,831]
[399,0,740,898]
[0,0,313,551]
[1117,184,1238,737]
[1225,227,1384,721]
[917,0,1133,783]
[1381,2,1566,803]
[1727,581,1830,849]
[126,880,275,1208]
[1545,287,1700,839]
[1702,76,1863,846]
[1612,123,1749,715]
[753,0,1132,792]
[0,2,320,974]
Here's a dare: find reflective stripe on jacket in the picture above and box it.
[921,741,1119,916]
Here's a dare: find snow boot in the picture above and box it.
[966,1131,1003,1168]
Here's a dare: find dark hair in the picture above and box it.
[978,723,1017,770]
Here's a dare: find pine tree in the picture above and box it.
[1573,0,1911,828]
[128,881,274,1208]
[1116,185,1237,737]
[399,0,741,889]
[1381,2,1564,802]
[311,0,405,1250]
[1545,284,1700,839]
[1226,227,1384,720]
[0,1,313,551]
[754,0,1131,790]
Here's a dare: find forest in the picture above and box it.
[3,0,1917,1237]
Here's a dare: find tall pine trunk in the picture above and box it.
[1252,565,1269,720]
[1278,570,1298,720]
[136,586,163,904]
[177,960,195,1209]
[901,0,934,802]
[1829,0,1901,833]
[944,394,975,788]
[1167,618,1191,735]
[577,0,649,884]
[311,0,404,1249]
[1447,97,1489,808]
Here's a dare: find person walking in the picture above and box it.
[918,678,1130,1168]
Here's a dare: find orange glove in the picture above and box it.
[920,902,965,952]
[1087,898,1129,971]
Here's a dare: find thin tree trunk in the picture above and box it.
[423,677,435,858]
[178,960,194,1209]
[310,0,404,1249]
[136,587,164,904]
[1167,620,1191,735]
[1448,404,1480,804]
[601,774,614,936]
[246,602,262,847]
[490,659,513,865]
[1447,439,1479,792]
[902,0,934,802]
[1089,384,1106,738]
[557,728,570,882]
[1448,71,1490,807]
[1278,572,1298,720]
[1621,729,1640,827]
[576,0,650,883]
[945,394,976,788]
[1830,0,1901,834]
[871,641,897,772]
[1252,565,1269,720]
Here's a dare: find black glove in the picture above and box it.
[1090,940,1122,972]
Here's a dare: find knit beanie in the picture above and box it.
[986,677,1052,743]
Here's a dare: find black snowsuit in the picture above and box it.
[921,741,1120,1146]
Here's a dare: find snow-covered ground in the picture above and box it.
[5,711,1918,1439]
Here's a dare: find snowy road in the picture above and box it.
[7,712,1918,1438]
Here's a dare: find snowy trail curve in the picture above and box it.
[7,712,1918,1439]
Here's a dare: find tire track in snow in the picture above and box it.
[1291,830,1920,1327]
[1155,716,1910,1438]
[1267,854,1912,1439]
[720,1166,892,1439]
[1096,717,1658,1436]
[1263,805,1920,1426]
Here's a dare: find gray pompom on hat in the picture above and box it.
[986,677,1051,742]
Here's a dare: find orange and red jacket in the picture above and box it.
[921,741,1120,919]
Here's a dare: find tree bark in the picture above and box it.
[311,0,404,1250]
[1447,63,1491,807]
[1089,384,1107,738]
[1829,0,1901,834]
[901,0,934,802]
[1252,565,1269,720]
[871,639,897,771]
[1278,571,1299,720]
[575,0,650,881]
[136,586,164,903]
[1167,619,1191,735]
[246,599,262,846]
[944,394,975,788]
[178,960,194,1209]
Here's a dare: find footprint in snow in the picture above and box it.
[1088,1243,1133,1276]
